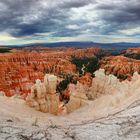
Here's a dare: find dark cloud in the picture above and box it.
[0,0,140,39]
[60,0,91,8]
[96,0,140,35]
[0,0,83,37]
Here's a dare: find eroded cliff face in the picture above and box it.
[25,73,89,115]
[3,47,140,115]
[67,67,140,103]
[26,74,60,115]
[125,47,140,54]
[124,47,140,59]
[0,47,101,97]
[2,64,140,138]
[68,68,140,112]
[0,52,75,97]
[100,56,140,81]
[26,69,140,115]
[0,48,140,139]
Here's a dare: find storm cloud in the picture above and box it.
[0,0,140,44]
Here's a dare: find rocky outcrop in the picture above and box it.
[26,74,88,115]
[125,47,140,54]
[0,101,140,140]
[65,82,88,113]
[0,47,101,97]
[124,47,140,59]
[0,52,76,97]
[86,69,140,100]
[100,56,140,81]
[79,73,93,86]
[25,67,140,115]
[26,74,59,115]
[0,68,140,139]
[67,68,140,103]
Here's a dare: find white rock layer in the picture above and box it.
[26,74,59,115]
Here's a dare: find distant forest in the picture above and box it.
[0,47,11,53]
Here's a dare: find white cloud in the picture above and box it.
[0,33,16,41]
[66,24,80,30]
[118,27,140,36]
[70,4,97,21]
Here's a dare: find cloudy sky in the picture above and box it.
[0,0,140,45]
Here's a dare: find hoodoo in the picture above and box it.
[26,74,59,115]
[26,73,89,115]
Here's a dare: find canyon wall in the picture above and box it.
[0,52,74,97]
[100,56,140,81]
[0,47,101,97]
[124,47,140,59]
[25,73,88,115]
[82,69,140,104]
[26,69,140,115]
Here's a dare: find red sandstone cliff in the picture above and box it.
[0,52,75,96]
[100,56,140,81]
[125,47,140,54]
[0,47,101,96]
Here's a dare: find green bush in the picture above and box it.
[0,47,11,53]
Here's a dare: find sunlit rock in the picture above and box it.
[26,74,59,115]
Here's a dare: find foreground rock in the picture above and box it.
[26,74,60,115]
[0,98,139,140]
[26,74,88,115]
[26,69,140,115]
[0,69,140,139]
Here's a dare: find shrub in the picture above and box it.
[70,56,100,76]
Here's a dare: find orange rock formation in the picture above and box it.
[100,56,140,81]
[0,47,101,97]
[125,47,140,54]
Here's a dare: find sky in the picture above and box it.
[0,0,140,45]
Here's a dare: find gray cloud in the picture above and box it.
[0,0,86,37]
[60,0,92,8]
[0,0,140,40]
[96,0,140,34]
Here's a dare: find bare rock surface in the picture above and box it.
[26,74,59,115]
[0,69,140,139]
[0,99,139,140]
